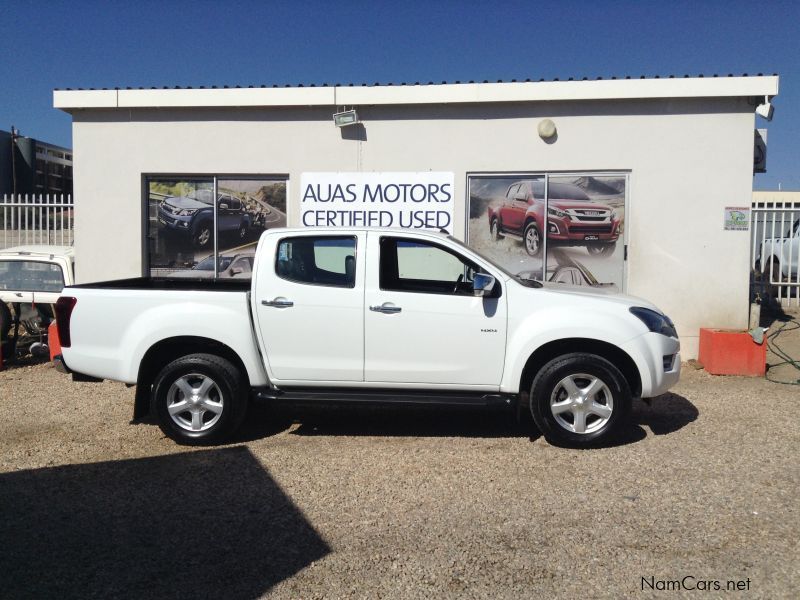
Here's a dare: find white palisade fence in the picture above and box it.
[1,194,74,250]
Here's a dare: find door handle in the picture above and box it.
[262,297,294,308]
[370,302,401,314]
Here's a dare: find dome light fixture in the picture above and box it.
[538,118,557,140]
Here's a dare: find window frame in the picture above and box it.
[379,236,499,297]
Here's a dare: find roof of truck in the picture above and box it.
[0,245,75,258]
[266,227,450,236]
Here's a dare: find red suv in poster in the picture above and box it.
[487,180,620,256]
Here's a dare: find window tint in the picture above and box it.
[506,184,519,200]
[380,237,487,295]
[276,236,356,288]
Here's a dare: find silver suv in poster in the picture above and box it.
[158,191,252,249]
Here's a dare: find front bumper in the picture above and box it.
[546,217,621,242]
[157,210,192,231]
[621,332,681,398]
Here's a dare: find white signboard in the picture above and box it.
[300,172,454,230]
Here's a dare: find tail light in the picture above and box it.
[55,296,77,348]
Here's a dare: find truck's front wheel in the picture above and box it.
[192,222,213,248]
[152,353,248,445]
[523,222,542,257]
[529,353,631,448]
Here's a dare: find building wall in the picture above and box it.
[71,97,756,357]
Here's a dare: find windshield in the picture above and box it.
[0,260,65,292]
[192,189,216,206]
[194,256,234,271]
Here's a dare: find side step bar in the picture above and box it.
[254,388,516,408]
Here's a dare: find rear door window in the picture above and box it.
[276,236,356,288]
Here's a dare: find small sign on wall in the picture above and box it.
[724,207,750,231]
[300,172,455,231]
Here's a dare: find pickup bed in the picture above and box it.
[55,228,680,447]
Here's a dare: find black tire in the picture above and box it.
[523,221,542,257]
[768,258,784,297]
[490,218,504,241]
[529,352,631,448]
[0,303,12,343]
[192,221,213,249]
[586,243,616,257]
[152,353,248,445]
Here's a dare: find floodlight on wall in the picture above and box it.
[755,96,774,121]
[538,118,557,140]
[333,109,359,127]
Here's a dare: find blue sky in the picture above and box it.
[2,0,798,189]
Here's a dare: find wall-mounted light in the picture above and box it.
[755,96,774,121]
[333,109,359,127]
[538,118,557,140]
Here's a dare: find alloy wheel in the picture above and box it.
[526,227,540,254]
[549,373,614,434]
[166,373,224,432]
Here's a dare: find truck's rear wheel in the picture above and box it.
[529,353,630,448]
[490,218,504,241]
[152,353,248,445]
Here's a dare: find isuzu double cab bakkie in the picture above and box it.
[54,228,680,448]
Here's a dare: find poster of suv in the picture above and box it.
[468,174,626,289]
[148,177,286,278]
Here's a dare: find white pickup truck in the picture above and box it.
[1,245,75,360]
[54,228,680,447]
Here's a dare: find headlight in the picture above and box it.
[611,209,618,219]
[629,307,678,338]
[177,209,197,216]
[548,207,569,219]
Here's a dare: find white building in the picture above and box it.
[54,74,779,358]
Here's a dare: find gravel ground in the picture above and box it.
[1,331,799,599]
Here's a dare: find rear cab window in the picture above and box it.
[0,260,65,292]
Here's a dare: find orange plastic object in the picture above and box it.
[698,328,766,376]
[48,320,61,362]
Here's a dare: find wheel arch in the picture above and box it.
[519,338,642,399]
[134,336,251,419]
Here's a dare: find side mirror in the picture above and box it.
[219,203,229,210]
[230,267,243,276]
[472,273,495,297]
